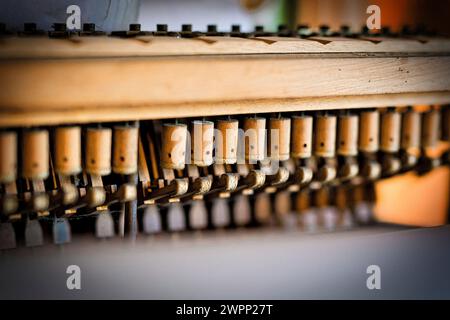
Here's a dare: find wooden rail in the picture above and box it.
[0,36,449,127]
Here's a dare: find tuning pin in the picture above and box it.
[191,120,214,167]
[211,198,230,228]
[80,23,105,36]
[319,24,331,36]
[111,23,148,37]
[290,115,314,185]
[360,25,370,36]
[95,211,115,238]
[243,117,266,163]
[442,107,450,165]
[153,24,178,37]
[380,109,402,176]
[253,25,271,37]
[400,108,421,169]
[421,108,440,150]
[278,24,287,32]
[161,123,188,170]
[20,22,45,36]
[233,195,251,227]
[277,24,292,37]
[416,108,442,174]
[24,218,44,247]
[53,217,71,245]
[0,130,17,185]
[205,24,224,36]
[401,25,413,36]
[230,24,247,37]
[315,114,337,158]
[157,24,168,32]
[297,24,313,37]
[85,127,110,207]
[22,129,49,180]
[54,126,82,205]
[112,124,139,237]
[381,26,393,36]
[53,23,67,32]
[167,203,186,232]
[338,114,359,157]
[154,24,168,36]
[113,125,138,175]
[83,23,95,33]
[268,117,291,162]
[358,109,381,180]
[49,23,70,38]
[314,114,337,183]
[180,24,196,38]
[143,205,162,234]
[206,24,218,35]
[291,115,313,159]
[359,110,379,153]
[22,129,50,211]
[86,127,112,176]
[216,119,239,165]
[340,25,352,37]
[0,221,16,250]
[442,106,450,142]
[129,23,141,32]
[337,113,359,180]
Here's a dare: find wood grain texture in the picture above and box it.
[1,34,450,127]
[1,36,450,59]
[1,92,450,128]
[0,54,449,127]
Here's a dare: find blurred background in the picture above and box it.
[1,0,450,35]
